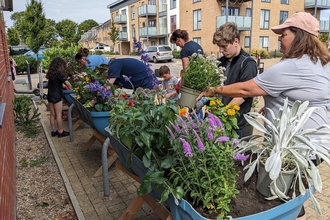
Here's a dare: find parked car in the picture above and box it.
[90,45,111,52]
[9,45,30,56]
[145,45,173,63]
[24,47,47,61]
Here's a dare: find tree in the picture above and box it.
[78,19,99,36]
[56,19,78,47]
[23,0,47,53]
[108,21,119,53]
[7,27,20,45]
[10,11,27,43]
[43,19,58,47]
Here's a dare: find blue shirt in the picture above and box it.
[180,41,204,59]
[108,58,158,90]
[86,55,109,71]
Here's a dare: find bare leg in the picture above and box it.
[54,100,63,132]
[49,102,56,131]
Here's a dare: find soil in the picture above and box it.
[15,122,78,220]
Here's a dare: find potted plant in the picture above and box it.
[178,52,226,108]
[235,98,330,213]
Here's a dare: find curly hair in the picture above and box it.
[170,29,189,43]
[46,57,67,80]
[282,27,330,65]
[75,48,89,61]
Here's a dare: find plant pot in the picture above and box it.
[62,89,75,105]
[178,86,201,109]
[71,94,110,136]
[168,189,311,220]
[256,160,296,197]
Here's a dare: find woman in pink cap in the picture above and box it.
[197,12,330,220]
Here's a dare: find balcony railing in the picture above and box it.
[119,32,128,40]
[305,0,330,8]
[216,16,252,30]
[115,15,127,24]
[138,5,157,16]
[139,26,167,37]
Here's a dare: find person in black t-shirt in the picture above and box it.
[46,57,71,138]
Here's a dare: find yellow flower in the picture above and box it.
[77,95,81,100]
[209,100,216,106]
[227,108,236,116]
[85,77,90,82]
[73,88,79,93]
[179,107,188,116]
[216,99,221,104]
[233,104,240,111]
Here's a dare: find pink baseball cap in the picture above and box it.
[271,12,319,36]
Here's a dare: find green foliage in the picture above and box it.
[20,156,50,167]
[108,21,119,52]
[14,55,38,73]
[319,32,328,43]
[251,48,269,59]
[78,19,98,36]
[172,50,180,59]
[7,27,20,45]
[13,95,40,126]
[109,89,178,196]
[24,0,47,54]
[55,19,79,47]
[167,112,239,219]
[182,53,226,91]
[268,50,283,58]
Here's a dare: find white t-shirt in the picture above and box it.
[254,55,330,130]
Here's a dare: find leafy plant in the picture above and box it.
[14,55,38,74]
[167,111,241,219]
[206,97,240,138]
[182,52,226,91]
[14,95,40,126]
[235,98,330,213]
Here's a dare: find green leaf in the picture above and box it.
[138,181,152,195]
[173,186,185,200]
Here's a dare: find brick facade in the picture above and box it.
[0,14,16,220]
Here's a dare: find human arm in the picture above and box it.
[196,79,268,100]
[181,57,189,69]
[166,90,178,99]
[63,80,72,89]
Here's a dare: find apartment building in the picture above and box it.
[103,0,329,56]
[79,20,111,49]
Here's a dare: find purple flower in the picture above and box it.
[207,128,214,140]
[187,114,197,130]
[179,138,193,157]
[177,115,188,135]
[170,121,181,133]
[207,112,223,129]
[232,138,239,146]
[166,126,175,140]
[233,153,249,161]
[216,136,229,143]
[207,116,216,130]
[123,75,132,81]
[193,130,204,151]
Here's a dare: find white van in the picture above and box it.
[90,45,111,52]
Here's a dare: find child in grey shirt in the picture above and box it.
[159,65,179,101]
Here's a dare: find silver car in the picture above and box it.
[145,45,173,63]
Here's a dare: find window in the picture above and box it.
[193,9,202,30]
[121,9,126,15]
[244,36,250,48]
[148,0,156,5]
[149,20,156,27]
[170,0,176,9]
[132,24,136,38]
[261,0,270,2]
[260,10,270,29]
[281,0,289,4]
[193,37,201,45]
[221,7,239,16]
[246,8,251,17]
[279,11,288,24]
[259,36,269,50]
[193,0,201,2]
[170,15,177,33]
[131,6,135,20]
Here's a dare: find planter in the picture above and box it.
[71,94,110,136]
[178,86,201,109]
[62,89,75,105]
[169,189,311,220]
[257,161,296,197]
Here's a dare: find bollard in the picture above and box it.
[259,62,264,74]
[257,55,260,67]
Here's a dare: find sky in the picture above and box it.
[3,0,117,28]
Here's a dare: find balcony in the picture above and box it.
[216,0,252,2]
[305,0,330,9]
[216,16,252,30]
[115,15,127,24]
[118,32,128,41]
[319,20,330,32]
[138,5,157,17]
[139,26,168,38]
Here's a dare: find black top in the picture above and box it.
[180,41,204,58]
[218,49,257,129]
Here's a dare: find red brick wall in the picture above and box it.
[0,16,16,219]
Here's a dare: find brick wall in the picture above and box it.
[0,16,16,219]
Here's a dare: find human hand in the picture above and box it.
[259,107,265,116]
